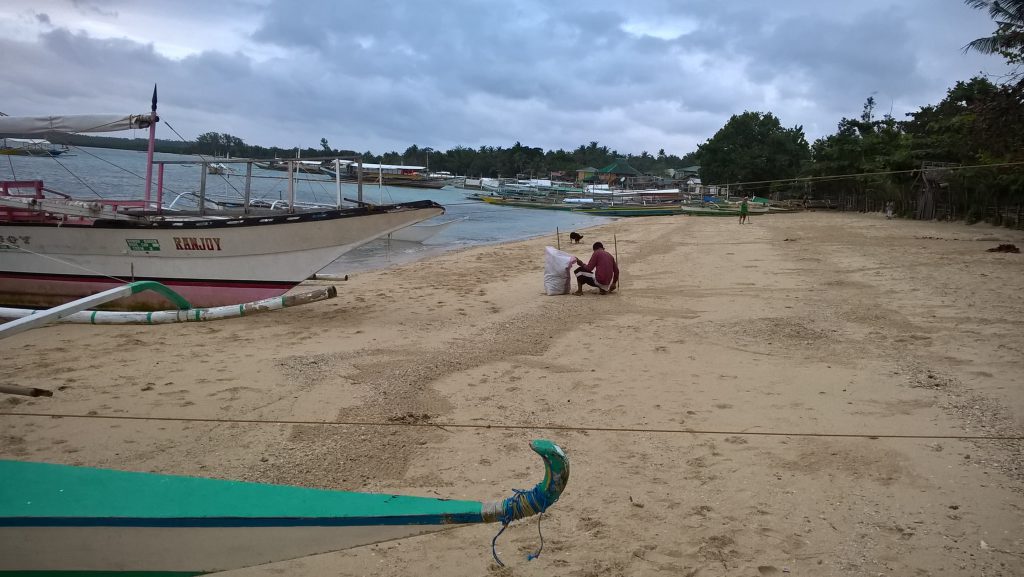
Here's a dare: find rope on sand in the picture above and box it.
[490,485,552,566]
[1,411,1020,441]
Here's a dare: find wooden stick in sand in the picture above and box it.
[0,384,53,397]
[614,233,620,291]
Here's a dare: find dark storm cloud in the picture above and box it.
[0,0,1010,154]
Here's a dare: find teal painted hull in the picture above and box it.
[0,440,569,575]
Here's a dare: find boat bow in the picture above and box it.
[481,439,570,523]
[0,439,568,574]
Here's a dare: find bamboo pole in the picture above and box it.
[0,287,337,327]
[556,227,560,250]
[613,234,620,291]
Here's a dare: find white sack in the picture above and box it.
[543,246,576,295]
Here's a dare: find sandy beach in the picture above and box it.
[2,212,1023,576]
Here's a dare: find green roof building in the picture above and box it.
[597,159,641,176]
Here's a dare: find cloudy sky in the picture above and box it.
[0,0,1010,156]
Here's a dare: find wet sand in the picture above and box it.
[2,212,1023,576]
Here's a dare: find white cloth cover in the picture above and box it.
[543,246,576,295]
[0,114,153,137]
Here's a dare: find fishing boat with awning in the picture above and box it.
[0,88,444,310]
[0,137,69,157]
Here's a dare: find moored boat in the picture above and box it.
[0,439,569,575]
[207,162,231,175]
[254,159,325,175]
[0,89,444,311]
[0,138,69,157]
[678,202,769,216]
[572,204,684,217]
[0,185,443,309]
[479,195,576,211]
[321,163,449,189]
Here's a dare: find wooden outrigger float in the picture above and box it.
[0,440,568,575]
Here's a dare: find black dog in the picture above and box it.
[569,231,583,244]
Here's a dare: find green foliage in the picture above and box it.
[406,140,695,178]
[808,97,915,206]
[194,132,246,156]
[904,77,1024,221]
[963,0,1024,76]
[694,111,810,194]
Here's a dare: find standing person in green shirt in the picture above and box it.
[739,196,750,224]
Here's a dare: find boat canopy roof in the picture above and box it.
[355,162,427,171]
[0,114,154,138]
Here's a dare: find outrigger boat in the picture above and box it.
[0,88,444,310]
[0,439,569,575]
[678,202,769,216]
[320,163,449,190]
[0,138,69,157]
[572,204,684,217]
[478,195,576,211]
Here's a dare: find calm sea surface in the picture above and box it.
[0,147,611,274]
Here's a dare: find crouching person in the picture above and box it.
[574,242,619,295]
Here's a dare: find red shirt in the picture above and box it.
[581,249,619,287]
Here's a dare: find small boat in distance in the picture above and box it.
[321,162,449,189]
[677,201,769,216]
[0,137,69,157]
[254,159,325,175]
[207,162,231,175]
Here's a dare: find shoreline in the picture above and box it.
[319,216,613,276]
[3,212,1022,576]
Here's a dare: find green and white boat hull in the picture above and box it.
[0,440,568,576]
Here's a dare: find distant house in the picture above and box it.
[576,166,598,182]
[597,159,641,184]
[667,165,701,179]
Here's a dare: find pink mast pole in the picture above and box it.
[143,85,158,203]
[156,163,165,214]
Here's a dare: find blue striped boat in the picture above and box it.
[0,440,568,575]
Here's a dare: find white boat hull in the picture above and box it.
[0,203,443,309]
[0,524,458,573]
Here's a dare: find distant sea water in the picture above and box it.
[0,147,612,274]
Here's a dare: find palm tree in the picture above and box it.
[963,0,1024,62]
